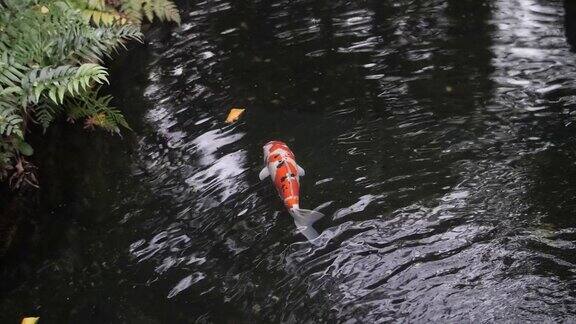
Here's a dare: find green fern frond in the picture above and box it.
[56,23,142,64]
[0,0,180,185]
[34,101,61,131]
[82,9,123,26]
[21,64,108,104]
[0,53,28,88]
[65,88,130,132]
[87,0,108,11]
[142,1,154,22]
[0,85,24,138]
[0,104,23,138]
[120,0,144,25]
[119,0,180,25]
[67,0,122,26]
[151,0,180,24]
[0,0,35,11]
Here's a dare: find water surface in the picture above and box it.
[2,0,576,322]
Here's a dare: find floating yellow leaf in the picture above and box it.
[21,317,39,324]
[40,6,49,14]
[225,108,245,123]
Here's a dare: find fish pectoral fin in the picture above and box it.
[297,164,305,176]
[258,167,270,181]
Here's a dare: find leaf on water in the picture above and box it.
[225,108,245,123]
[21,317,40,324]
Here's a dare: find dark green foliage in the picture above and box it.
[120,0,181,25]
[0,0,145,188]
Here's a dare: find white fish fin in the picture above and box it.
[297,164,305,176]
[259,167,270,181]
[289,208,324,241]
[296,224,320,241]
[291,208,324,226]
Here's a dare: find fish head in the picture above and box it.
[263,140,287,162]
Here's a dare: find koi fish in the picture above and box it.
[259,141,325,240]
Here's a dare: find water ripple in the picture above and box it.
[11,0,576,322]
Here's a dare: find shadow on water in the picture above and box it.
[2,0,576,322]
[566,0,576,52]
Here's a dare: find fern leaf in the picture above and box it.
[151,0,180,24]
[65,87,130,132]
[121,0,144,25]
[21,64,108,104]
[87,0,108,11]
[34,101,60,131]
[0,53,28,88]
[0,105,23,138]
[142,1,154,22]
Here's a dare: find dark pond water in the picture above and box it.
[3,0,576,322]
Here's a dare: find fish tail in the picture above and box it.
[289,208,325,241]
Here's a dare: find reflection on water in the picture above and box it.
[2,0,576,322]
[567,0,576,52]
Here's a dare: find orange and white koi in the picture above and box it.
[259,141,325,240]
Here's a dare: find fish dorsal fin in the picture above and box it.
[297,164,305,176]
[259,167,270,181]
